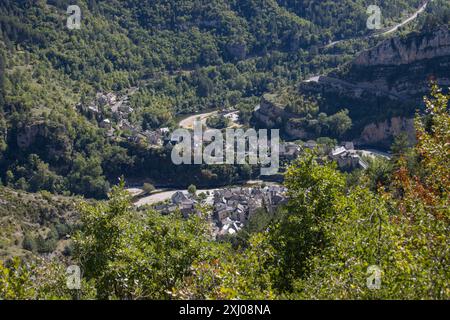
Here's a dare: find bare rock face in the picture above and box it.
[285,119,309,139]
[253,94,285,128]
[226,42,247,60]
[353,26,450,67]
[292,26,449,146]
[343,26,450,98]
[17,122,46,149]
[357,117,416,146]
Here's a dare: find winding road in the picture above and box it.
[324,0,432,48]
[178,111,218,130]
[379,0,431,36]
[307,1,432,82]
[178,110,241,130]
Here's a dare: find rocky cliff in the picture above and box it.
[16,121,72,161]
[357,117,416,147]
[340,25,450,100]
[252,26,449,146]
[254,93,319,140]
[353,26,450,67]
[295,26,449,146]
[253,94,286,128]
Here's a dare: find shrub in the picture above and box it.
[22,234,37,252]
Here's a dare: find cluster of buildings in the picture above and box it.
[280,142,301,160]
[125,126,170,146]
[77,90,170,147]
[329,142,369,170]
[281,140,371,172]
[152,185,288,238]
[212,186,287,236]
[77,92,374,171]
[154,191,199,218]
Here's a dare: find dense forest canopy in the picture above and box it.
[1,0,448,198]
[1,85,448,300]
[0,0,449,302]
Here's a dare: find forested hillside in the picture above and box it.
[1,85,448,300]
[3,0,448,198]
[0,0,449,302]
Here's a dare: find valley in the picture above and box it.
[0,0,448,301]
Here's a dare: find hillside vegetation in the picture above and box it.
[2,0,448,197]
[0,1,449,300]
[1,85,448,300]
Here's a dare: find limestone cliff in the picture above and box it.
[357,117,416,147]
[253,26,449,145]
[253,94,285,128]
[341,25,450,99]
[353,26,450,67]
[302,26,449,145]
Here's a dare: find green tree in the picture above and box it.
[142,183,155,195]
[0,258,35,299]
[391,132,410,158]
[0,52,5,108]
[74,180,214,299]
[175,233,276,300]
[22,234,37,252]
[270,152,346,291]
[326,109,352,137]
[284,86,450,299]
[187,184,197,195]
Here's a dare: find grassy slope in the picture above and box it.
[0,187,81,260]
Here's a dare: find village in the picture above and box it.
[78,90,386,239]
[76,90,171,147]
[148,184,288,238]
[75,90,384,174]
[140,142,373,237]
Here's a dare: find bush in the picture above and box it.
[62,243,73,257]
[36,235,57,254]
[187,184,197,195]
[142,183,155,195]
[55,222,71,239]
[22,234,37,252]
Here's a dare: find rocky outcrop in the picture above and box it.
[356,117,416,147]
[16,121,46,149]
[226,42,247,60]
[353,26,450,67]
[297,26,449,146]
[253,27,449,146]
[302,75,405,101]
[254,94,310,139]
[284,119,309,139]
[341,25,450,99]
[253,94,285,128]
[16,121,71,161]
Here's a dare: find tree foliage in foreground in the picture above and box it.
[287,85,449,299]
[1,87,448,300]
